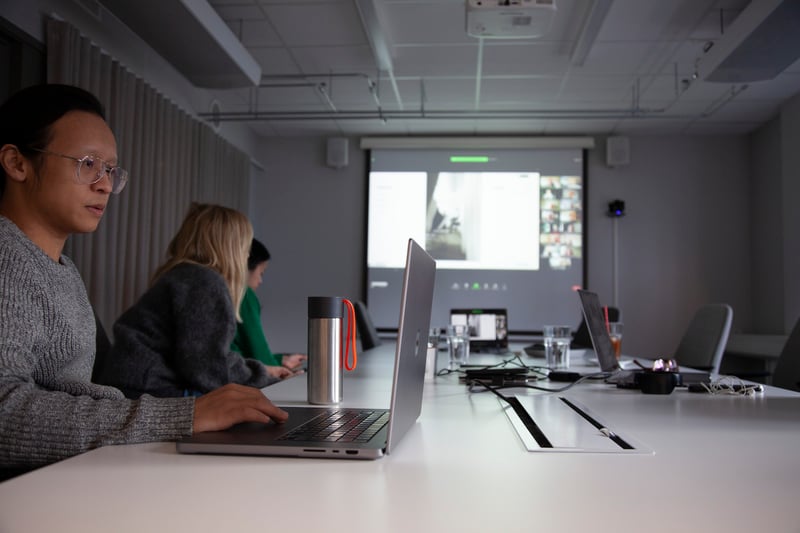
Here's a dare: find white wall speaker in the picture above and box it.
[606,136,630,168]
[326,137,349,169]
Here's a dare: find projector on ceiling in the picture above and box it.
[466,0,557,39]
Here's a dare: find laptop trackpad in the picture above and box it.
[184,407,332,444]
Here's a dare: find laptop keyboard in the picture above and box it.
[277,409,389,443]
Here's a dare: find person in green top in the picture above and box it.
[231,238,307,376]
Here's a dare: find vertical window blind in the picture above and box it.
[46,18,250,334]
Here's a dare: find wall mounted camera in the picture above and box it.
[607,199,626,217]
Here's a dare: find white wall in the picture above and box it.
[749,90,800,335]
[780,92,800,333]
[249,138,366,353]
[586,135,751,358]
[751,116,784,333]
[251,135,753,359]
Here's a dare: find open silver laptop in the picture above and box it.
[450,308,509,353]
[177,238,436,459]
[576,289,621,375]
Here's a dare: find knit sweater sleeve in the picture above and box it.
[231,287,281,366]
[0,217,195,468]
[100,265,279,397]
[0,384,194,468]
[152,264,277,392]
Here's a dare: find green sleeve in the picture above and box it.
[231,287,282,366]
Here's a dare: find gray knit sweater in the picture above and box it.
[0,216,194,469]
[94,263,277,397]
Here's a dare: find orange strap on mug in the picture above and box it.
[342,299,358,371]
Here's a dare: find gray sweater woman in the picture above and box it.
[94,263,278,398]
[0,216,194,470]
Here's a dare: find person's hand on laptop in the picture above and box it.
[192,383,289,433]
[282,353,307,371]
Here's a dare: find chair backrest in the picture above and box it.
[771,317,800,392]
[353,300,382,351]
[673,304,733,375]
[571,306,619,349]
[91,310,112,383]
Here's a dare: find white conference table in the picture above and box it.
[1,343,800,533]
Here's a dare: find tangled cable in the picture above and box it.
[700,376,764,395]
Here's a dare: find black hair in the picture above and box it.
[248,238,271,271]
[0,84,105,197]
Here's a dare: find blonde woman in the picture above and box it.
[95,203,282,397]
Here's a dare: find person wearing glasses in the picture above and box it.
[231,238,307,372]
[0,84,287,478]
[94,203,285,397]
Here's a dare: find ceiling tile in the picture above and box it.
[290,44,377,73]
[250,47,302,75]
[382,1,474,45]
[392,44,477,77]
[264,2,366,47]
[188,0,800,136]
[238,19,282,47]
[480,41,570,77]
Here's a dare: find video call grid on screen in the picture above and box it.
[366,148,585,333]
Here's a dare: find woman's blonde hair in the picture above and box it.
[152,203,253,321]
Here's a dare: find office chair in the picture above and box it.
[571,306,619,349]
[770,317,800,392]
[353,301,382,351]
[673,304,733,376]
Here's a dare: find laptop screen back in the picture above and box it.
[576,290,620,373]
[385,239,437,454]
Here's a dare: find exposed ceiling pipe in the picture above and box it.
[367,77,387,124]
[316,83,337,113]
[258,82,318,89]
[259,72,385,110]
[199,107,672,122]
[681,83,748,132]
[702,84,748,117]
[228,58,720,126]
[420,78,427,117]
[260,72,374,83]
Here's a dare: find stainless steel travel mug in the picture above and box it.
[307,296,343,405]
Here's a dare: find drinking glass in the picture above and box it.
[446,324,470,369]
[543,325,571,370]
[608,322,623,360]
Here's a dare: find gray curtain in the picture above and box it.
[46,19,250,334]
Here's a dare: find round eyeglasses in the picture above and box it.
[29,148,129,194]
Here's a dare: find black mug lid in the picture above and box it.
[308,296,343,319]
